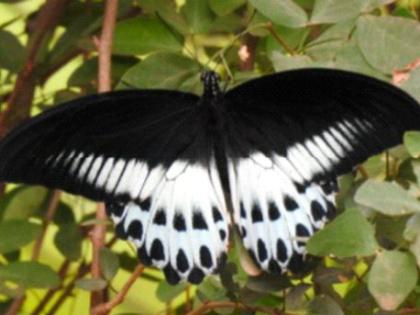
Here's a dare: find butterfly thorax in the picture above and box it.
[201,71,222,103]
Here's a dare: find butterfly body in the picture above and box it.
[0,69,419,284]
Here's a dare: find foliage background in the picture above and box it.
[1,0,420,314]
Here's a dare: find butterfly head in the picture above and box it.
[201,71,222,100]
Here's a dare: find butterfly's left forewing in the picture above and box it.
[223,69,420,274]
[0,90,230,284]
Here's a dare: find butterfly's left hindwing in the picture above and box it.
[0,90,230,283]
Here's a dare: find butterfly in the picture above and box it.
[0,68,419,285]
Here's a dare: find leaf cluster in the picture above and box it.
[0,0,420,314]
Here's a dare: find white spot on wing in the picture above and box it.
[106,159,125,193]
[87,155,104,184]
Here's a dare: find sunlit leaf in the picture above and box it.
[99,248,119,281]
[307,208,378,258]
[0,220,41,254]
[355,180,420,215]
[75,278,107,291]
[0,186,48,220]
[404,131,420,158]
[368,251,417,311]
[311,0,394,24]
[357,15,420,74]
[113,17,182,55]
[0,262,60,288]
[118,53,201,93]
[249,0,308,27]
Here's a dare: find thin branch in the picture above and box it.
[36,237,117,315]
[45,262,90,315]
[97,0,118,93]
[91,0,119,310]
[0,0,70,138]
[30,260,71,315]
[266,22,296,56]
[91,265,144,315]
[32,190,61,260]
[90,203,109,308]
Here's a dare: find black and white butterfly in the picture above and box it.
[0,69,419,284]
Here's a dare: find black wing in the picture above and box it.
[223,69,420,274]
[0,90,202,201]
[0,90,230,284]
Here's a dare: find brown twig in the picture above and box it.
[5,190,62,315]
[186,301,283,315]
[30,260,71,315]
[90,203,109,309]
[45,262,90,315]
[0,0,70,138]
[97,0,118,93]
[34,237,117,315]
[91,264,144,315]
[32,190,61,260]
[90,0,119,311]
[0,0,69,197]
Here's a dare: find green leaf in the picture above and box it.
[357,15,420,74]
[307,208,378,258]
[181,0,215,34]
[52,202,75,225]
[75,278,108,291]
[0,186,49,220]
[401,67,420,102]
[209,0,246,16]
[249,0,308,27]
[156,281,188,302]
[0,261,59,288]
[404,131,420,158]
[247,273,292,293]
[355,180,420,215]
[142,0,189,35]
[0,220,41,254]
[99,248,119,281]
[113,17,182,55]
[118,53,201,93]
[311,0,393,24]
[368,251,418,311]
[305,19,356,61]
[67,56,138,88]
[0,30,24,73]
[46,15,101,68]
[334,42,387,80]
[54,224,82,261]
[307,295,344,315]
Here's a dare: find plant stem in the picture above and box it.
[91,0,119,311]
[91,265,144,315]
